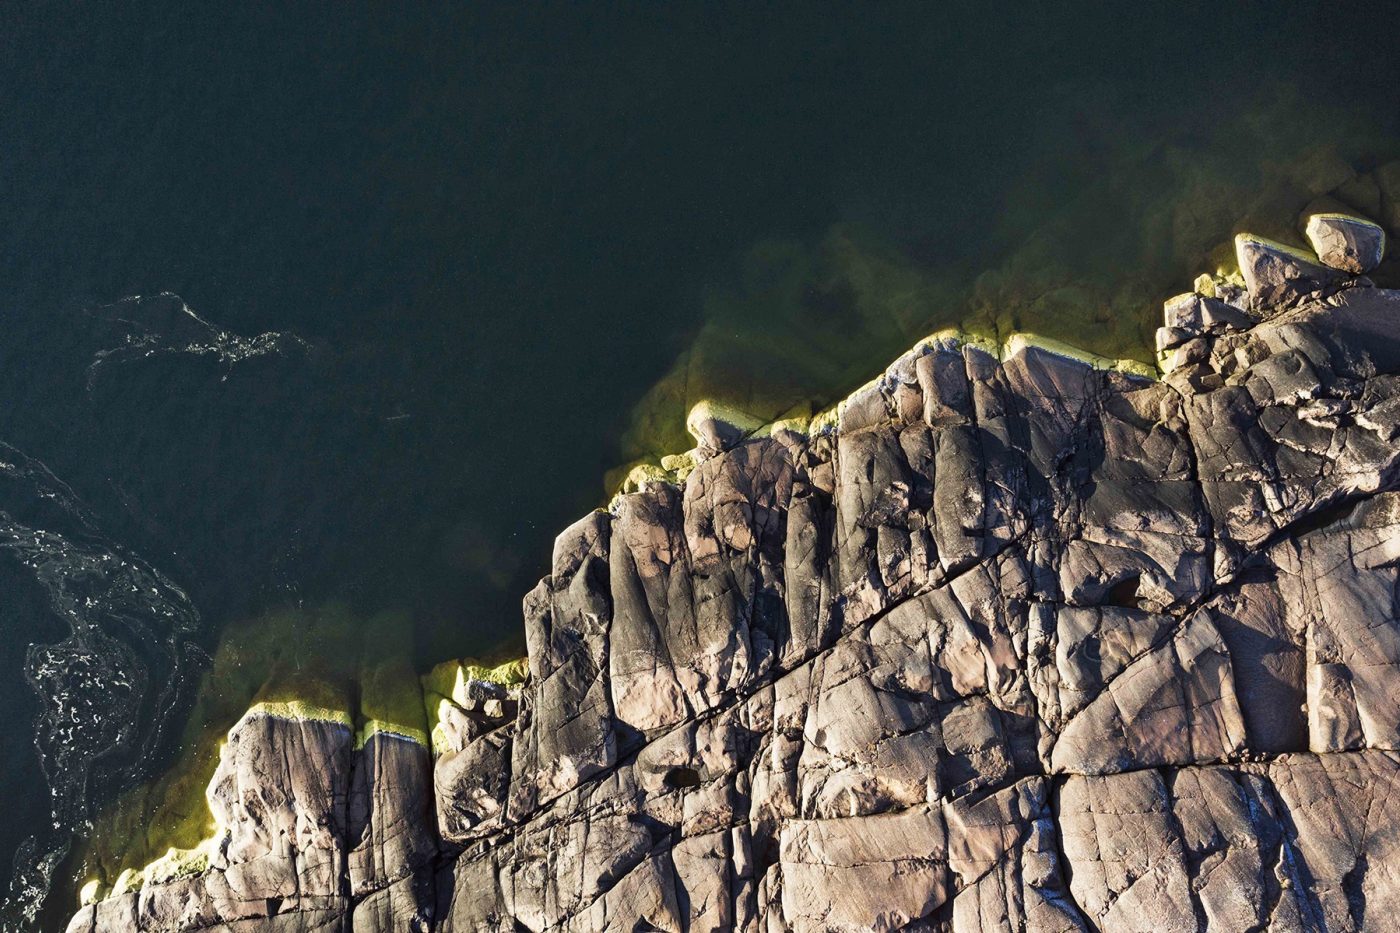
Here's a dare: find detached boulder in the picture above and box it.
[1235,233,1348,310]
[1305,212,1386,273]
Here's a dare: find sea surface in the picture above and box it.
[2,2,1400,926]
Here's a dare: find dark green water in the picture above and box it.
[2,2,1400,925]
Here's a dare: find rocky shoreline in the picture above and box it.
[65,213,1400,931]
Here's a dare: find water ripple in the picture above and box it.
[0,444,201,928]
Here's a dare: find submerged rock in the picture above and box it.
[68,242,1400,931]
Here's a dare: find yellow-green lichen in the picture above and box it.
[767,414,812,439]
[78,879,102,906]
[1001,332,1157,380]
[421,656,528,755]
[619,463,673,494]
[244,700,354,729]
[142,836,219,887]
[659,451,698,482]
[422,655,528,705]
[684,400,767,445]
[68,603,440,904]
[358,719,430,749]
[356,650,431,750]
[635,325,1155,469]
[111,868,144,897]
[1308,210,1385,230]
[1234,231,1326,267]
[75,674,434,904]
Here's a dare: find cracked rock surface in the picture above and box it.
[68,246,1400,931]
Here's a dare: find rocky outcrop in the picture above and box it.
[68,219,1400,931]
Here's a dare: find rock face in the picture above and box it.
[68,238,1400,931]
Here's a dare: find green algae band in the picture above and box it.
[66,604,527,903]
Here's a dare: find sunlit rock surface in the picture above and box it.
[68,234,1400,930]
[1306,213,1387,274]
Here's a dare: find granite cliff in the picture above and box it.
[65,214,1400,932]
